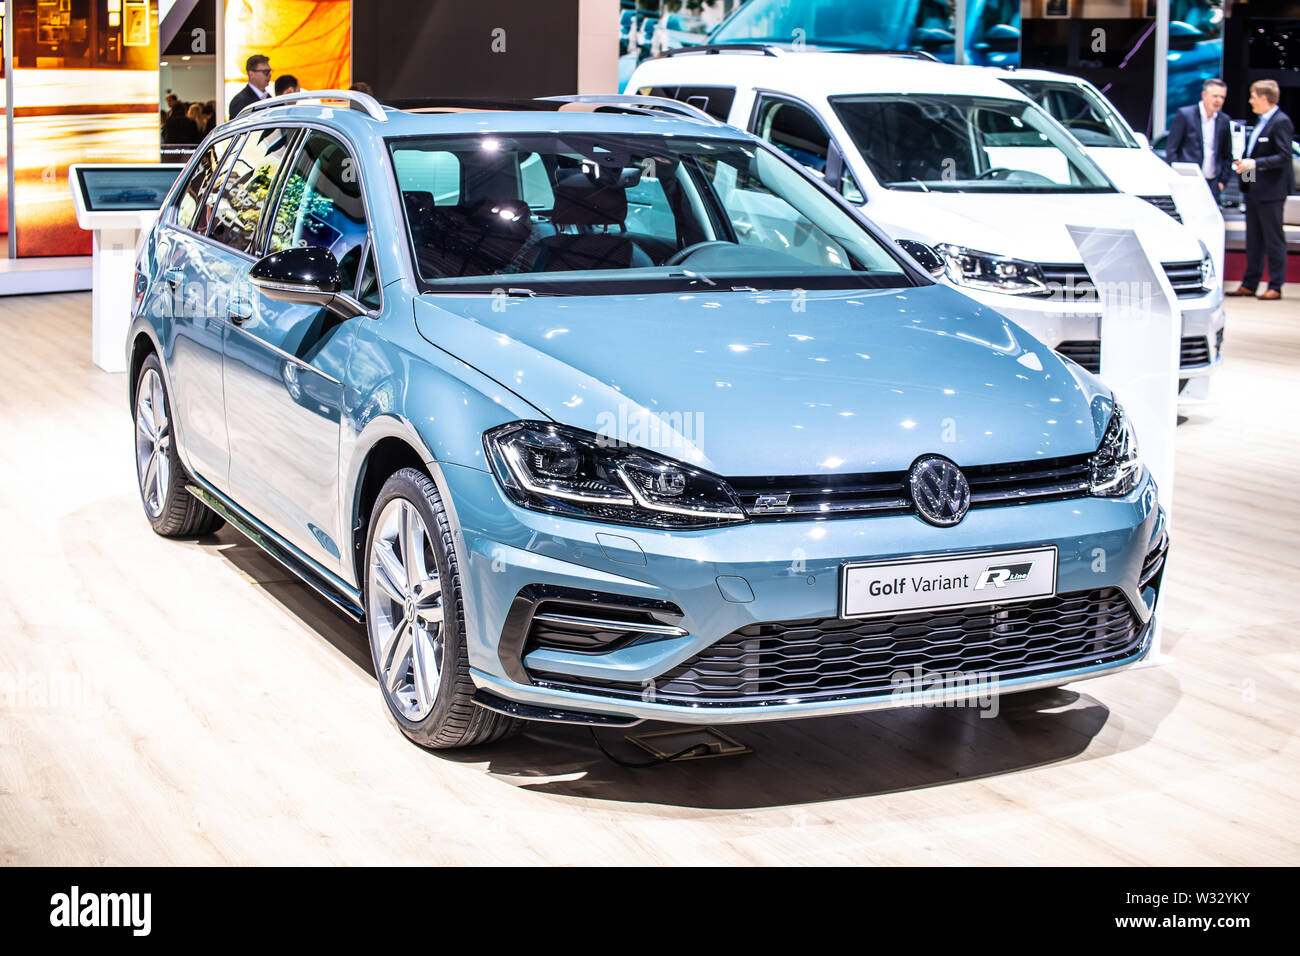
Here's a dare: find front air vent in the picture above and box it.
[1140,195,1183,222]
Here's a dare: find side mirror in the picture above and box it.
[249,246,366,317]
[897,239,946,278]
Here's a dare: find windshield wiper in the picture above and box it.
[910,177,931,193]
[667,269,716,287]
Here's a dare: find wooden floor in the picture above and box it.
[1,290,1297,865]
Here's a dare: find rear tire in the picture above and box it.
[133,353,224,538]
[364,467,521,749]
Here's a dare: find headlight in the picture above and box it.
[1198,240,1216,291]
[1090,403,1142,497]
[484,421,747,529]
[936,244,1047,296]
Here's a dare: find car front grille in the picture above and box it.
[728,453,1093,522]
[1056,336,1214,373]
[1140,194,1183,222]
[529,587,1145,706]
[1033,262,1204,300]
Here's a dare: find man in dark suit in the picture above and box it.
[1229,79,1295,299]
[227,55,272,120]
[1165,78,1233,197]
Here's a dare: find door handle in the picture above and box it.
[228,301,254,325]
[164,268,185,287]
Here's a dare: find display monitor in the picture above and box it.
[73,166,184,213]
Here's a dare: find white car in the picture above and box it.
[629,48,1226,389]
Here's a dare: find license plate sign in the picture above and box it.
[841,547,1058,618]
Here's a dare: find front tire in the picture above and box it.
[364,467,520,749]
[133,354,224,537]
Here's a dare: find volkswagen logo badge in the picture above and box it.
[909,456,971,527]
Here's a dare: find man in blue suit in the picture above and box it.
[1229,79,1295,300]
[1165,78,1233,198]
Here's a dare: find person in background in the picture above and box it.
[1165,78,1232,199]
[186,102,206,140]
[350,81,374,97]
[162,101,199,145]
[1229,79,1295,300]
[228,55,272,119]
[202,101,216,134]
[274,74,300,96]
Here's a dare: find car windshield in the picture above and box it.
[710,0,950,51]
[390,133,910,293]
[831,94,1116,193]
[1001,79,1138,148]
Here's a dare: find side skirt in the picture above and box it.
[185,482,365,623]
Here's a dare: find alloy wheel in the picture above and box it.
[367,497,446,721]
[134,368,171,519]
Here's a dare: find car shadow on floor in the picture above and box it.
[206,526,1180,811]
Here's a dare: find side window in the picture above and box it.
[755,98,830,173]
[755,97,864,203]
[269,131,369,289]
[209,127,296,254]
[175,137,233,230]
[638,84,736,122]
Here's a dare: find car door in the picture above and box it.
[222,128,374,574]
[156,134,239,487]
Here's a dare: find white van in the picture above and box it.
[996,68,1222,225]
[629,48,1226,387]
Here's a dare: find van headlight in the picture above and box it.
[485,421,747,529]
[935,244,1047,296]
[1199,240,1216,291]
[1090,403,1142,497]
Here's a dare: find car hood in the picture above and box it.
[868,190,1203,264]
[413,284,1111,477]
[1084,146,1181,195]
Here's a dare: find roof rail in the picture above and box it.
[653,43,942,63]
[241,89,388,123]
[536,93,720,125]
[654,43,782,58]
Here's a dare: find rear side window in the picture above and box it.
[175,137,233,231]
[269,131,370,289]
[209,127,297,255]
[639,85,736,122]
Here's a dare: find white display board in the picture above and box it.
[1067,224,1179,661]
[69,164,184,373]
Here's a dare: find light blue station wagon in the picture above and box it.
[128,91,1166,748]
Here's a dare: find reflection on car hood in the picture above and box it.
[871,191,1203,264]
[413,284,1110,476]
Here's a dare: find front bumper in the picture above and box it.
[439,461,1165,725]
[955,286,1226,379]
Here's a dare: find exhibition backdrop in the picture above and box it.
[4,0,159,257]
[0,0,1252,259]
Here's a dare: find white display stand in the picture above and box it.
[1168,160,1226,404]
[1066,224,1179,662]
[69,164,184,373]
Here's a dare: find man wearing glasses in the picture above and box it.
[228,55,272,120]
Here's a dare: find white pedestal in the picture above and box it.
[1066,224,1180,660]
[90,227,146,374]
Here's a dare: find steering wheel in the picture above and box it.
[975,167,1017,181]
[664,240,737,268]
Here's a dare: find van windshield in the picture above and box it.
[1000,79,1138,148]
[390,133,910,294]
[831,94,1116,193]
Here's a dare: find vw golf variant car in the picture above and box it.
[128,90,1167,748]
